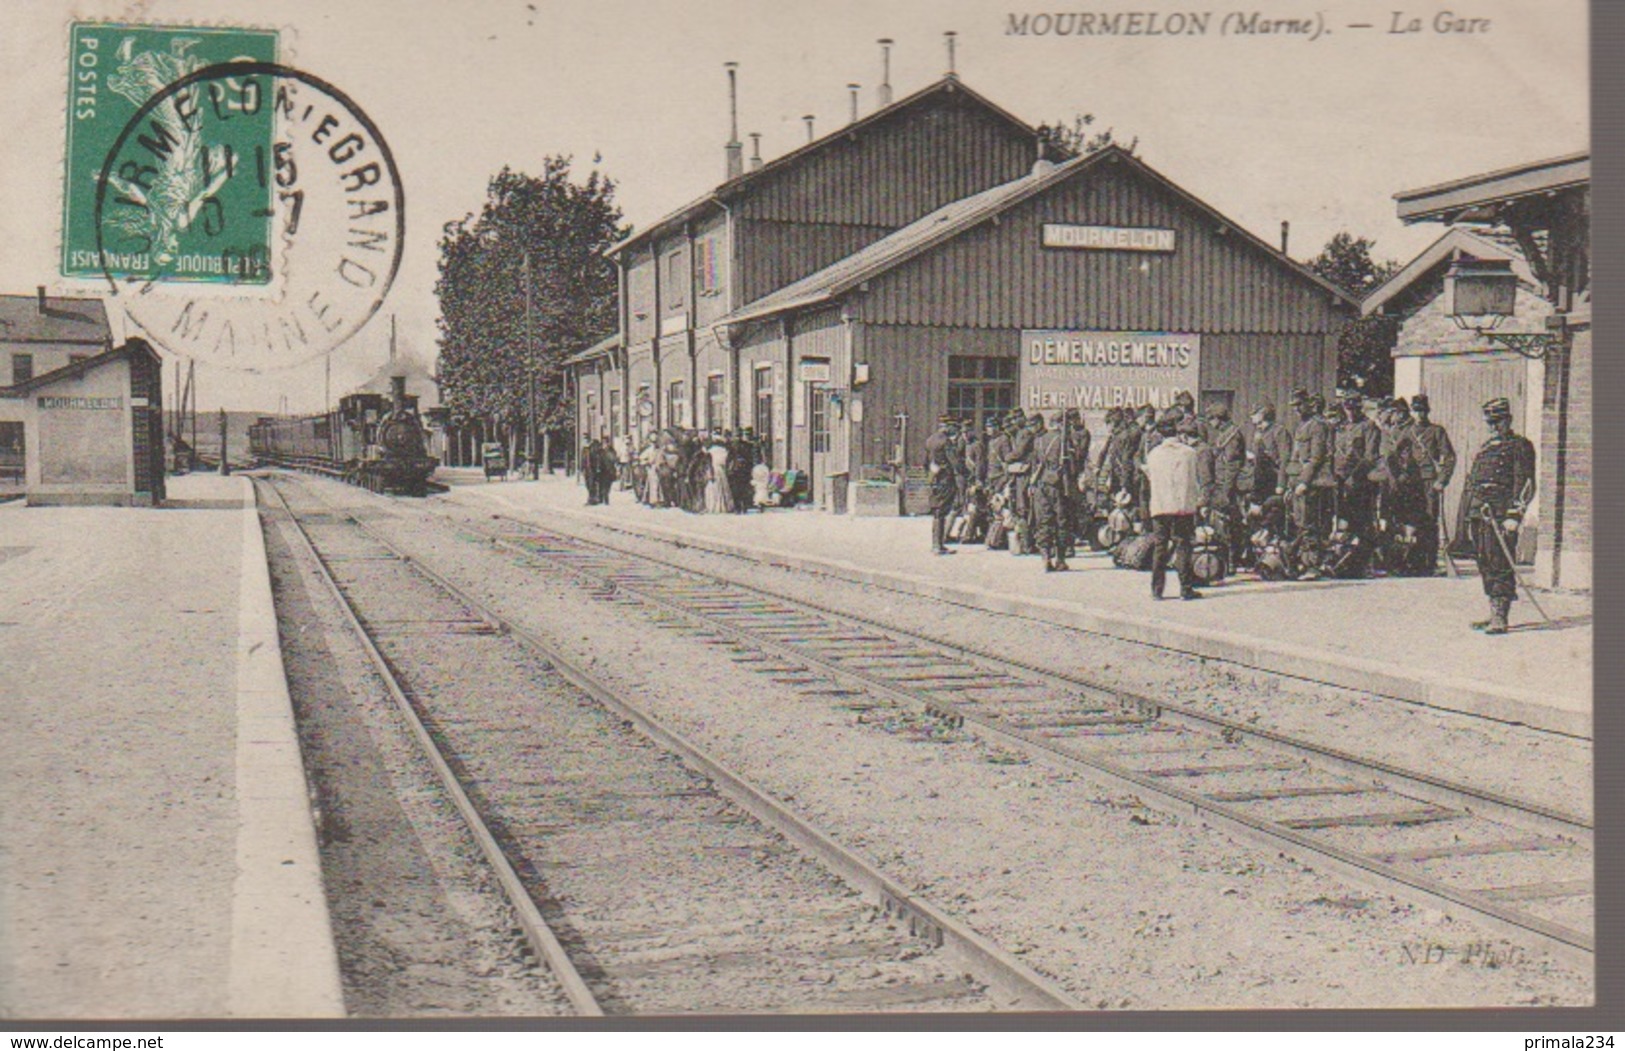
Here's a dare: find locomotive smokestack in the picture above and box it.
[391,375,407,413]
[877,38,893,107]
[724,62,744,180]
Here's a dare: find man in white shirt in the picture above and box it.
[1144,410,1203,601]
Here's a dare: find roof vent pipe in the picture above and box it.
[848,84,861,124]
[944,30,957,76]
[803,114,816,142]
[877,38,894,107]
[749,132,763,171]
[1280,220,1290,255]
[724,62,744,180]
[36,285,46,314]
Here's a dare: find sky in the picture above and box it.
[0,0,1589,412]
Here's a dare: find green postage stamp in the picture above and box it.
[62,23,279,284]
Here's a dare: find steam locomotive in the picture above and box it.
[249,375,438,496]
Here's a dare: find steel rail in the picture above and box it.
[492,512,1592,842]
[261,478,606,1017]
[477,515,1593,971]
[267,474,1082,1012]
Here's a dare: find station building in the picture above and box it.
[571,75,1356,510]
[0,296,166,506]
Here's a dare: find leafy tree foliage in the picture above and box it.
[1035,113,1137,160]
[436,159,627,460]
[1308,231,1402,397]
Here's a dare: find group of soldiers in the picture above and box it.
[923,389,1536,633]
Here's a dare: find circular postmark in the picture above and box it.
[93,61,403,371]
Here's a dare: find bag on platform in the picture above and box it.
[1114,531,1156,571]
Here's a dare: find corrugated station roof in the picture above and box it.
[1362,226,1536,316]
[0,294,112,346]
[1395,151,1589,224]
[719,146,1359,328]
[608,76,1034,258]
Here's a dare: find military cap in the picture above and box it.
[1289,387,1310,405]
[1173,390,1196,408]
[1482,396,1512,420]
[938,413,957,425]
[1204,402,1231,421]
[1306,393,1325,413]
[1252,400,1276,420]
[1410,393,1431,412]
[1341,394,1363,410]
[1154,408,1183,435]
[1391,397,1410,412]
[1176,413,1201,436]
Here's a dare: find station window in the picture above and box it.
[696,238,721,296]
[947,355,1016,430]
[665,251,685,311]
[705,373,726,430]
[810,387,831,454]
[666,379,688,429]
[11,353,33,386]
[753,365,774,455]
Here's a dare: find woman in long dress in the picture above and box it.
[706,435,733,514]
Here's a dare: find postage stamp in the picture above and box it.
[62,23,280,284]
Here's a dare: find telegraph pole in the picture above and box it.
[525,248,539,479]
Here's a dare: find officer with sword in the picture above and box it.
[1462,397,1539,634]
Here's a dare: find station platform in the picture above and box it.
[0,473,342,1019]
[441,470,1593,740]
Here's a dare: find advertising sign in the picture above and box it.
[1020,330,1200,428]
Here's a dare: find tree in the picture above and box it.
[436,159,627,469]
[1307,231,1402,397]
[1035,113,1137,160]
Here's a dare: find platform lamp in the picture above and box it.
[1446,255,1558,359]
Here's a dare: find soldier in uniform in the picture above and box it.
[1287,391,1334,564]
[1375,398,1426,573]
[1004,411,1037,554]
[924,415,962,555]
[1463,397,1535,634]
[1332,394,1379,545]
[1131,404,1159,527]
[1204,403,1245,563]
[1246,400,1291,506]
[1031,411,1072,572]
[1408,394,1457,574]
[1060,407,1090,559]
[985,414,1012,511]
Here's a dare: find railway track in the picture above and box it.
[260,473,1078,1015]
[440,504,1593,972]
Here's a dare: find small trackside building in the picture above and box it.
[0,335,166,506]
[1363,227,1552,562]
[1389,152,1590,590]
[715,147,1358,510]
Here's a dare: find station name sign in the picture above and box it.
[37,395,123,410]
[1042,224,1176,252]
[1020,330,1199,418]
